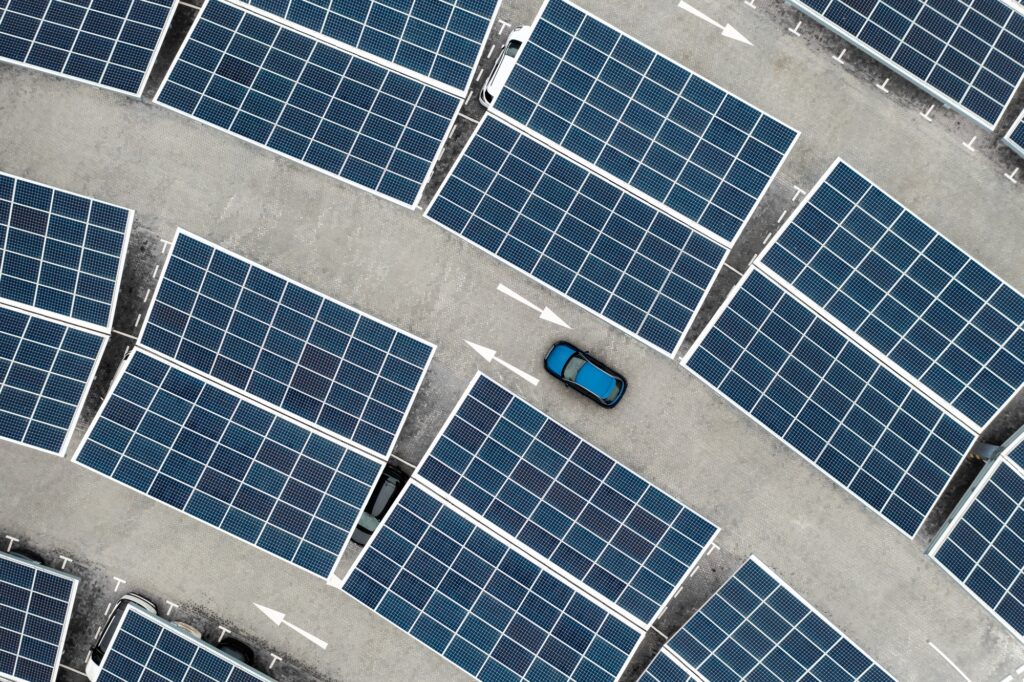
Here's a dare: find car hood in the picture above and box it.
[576,364,617,399]
[545,344,575,374]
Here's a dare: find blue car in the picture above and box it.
[544,341,627,408]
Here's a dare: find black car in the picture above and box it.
[352,463,408,546]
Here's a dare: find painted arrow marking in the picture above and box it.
[677,1,752,45]
[254,604,328,649]
[466,341,540,386]
[497,284,570,328]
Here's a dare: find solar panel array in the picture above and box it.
[228,0,499,92]
[931,453,1024,641]
[76,349,383,577]
[787,0,1024,128]
[492,0,798,244]
[667,557,896,682]
[1007,108,1024,157]
[636,651,695,682]
[1,172,132,330]
[427,116,726,355]
[0,0,175,95]
[156,0,460,207]
[685,269,975,536]
[417,373,719,624]
[96,605,273,682]
[760,160,1024,430]
[343,482,643,682]
[0,552,78,682]
[0,303,105,455]
[140,230,434,458]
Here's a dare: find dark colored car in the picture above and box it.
[352,463,409,546]
[217,637,256,666]
[544,341,627,407]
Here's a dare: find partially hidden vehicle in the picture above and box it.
[480,26,531,108]
[544,341,627,408]
[86,593,158,681]
[352,463,409,546]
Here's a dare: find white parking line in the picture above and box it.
[929,641,972,681]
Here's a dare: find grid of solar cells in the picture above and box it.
[417,374,719,624]
[492,0,798,244]
[140,231,433,458]
[762,161,1024,431]
[343,483,642,682]
[667,558,895,682]
[932,457,1024,640]
[0,553,77,682]
[97,605,272,682]
[0,172,131,330]
[637,651,694,682]
[0,0,175,95]
[1007,109,1024,157]
[0,303,104,455]
[75,350,383,578]
[229,0,499,92]
[789,0,1024,127]
[427,117,726,356]
[156,0,460,207]
[685,270,975,536]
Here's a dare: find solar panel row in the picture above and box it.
[140,230,434,459]
[417,373,719,625]
[343,482,644,682]
[0,552,78,682]
[156,0,461,207]
[427,115,727,356]
[1007,107,1024,157]
[787,0,1024,128]
[0,0,176,95]
[76,349,383,577]
[493,0,799,244]
[667,557,896,682]
[760,159,1024,430]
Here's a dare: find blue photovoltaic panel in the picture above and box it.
[637,651,694,682]
[0,0,175,95]
[932,456,1024,641]
[0,303,104,455]
[140,231,434,458]
[417,374,719,625]
[0,172,131,330]
[685,270,976,536]
[156,0,460,207]
[75,350,384,578]
[762,160,1024,430]
[788,0,1024,128]
[229,0,499,92]
[1007,109,1024,156]
[667,557,895,682]
[427,117,726,356]
[0,553,78,682]
[343,483,643,682]
[97,605,272,682]
[493,0,798,244]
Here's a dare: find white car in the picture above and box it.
[480,26,532,108]
[85,594,158,681]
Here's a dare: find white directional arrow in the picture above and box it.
[254,604,328,650]
[466,341,540,386]
[677,1,753,45]
[497,284,570,328]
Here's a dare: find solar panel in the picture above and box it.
[760,159,1024,431]
[637,650,695,682]
[787,0,1024,128]
[342,482,644,682]
[427,116,727,356]
[155,0,460,208]
[684,269,976,536]
[0,303,105,456]
[74,349,383,578]
[0,0,176,96]
[226,0,500,92]
[492,0,799,244]
[667,557,895,682]
[931,452,1024,642]
[96,604,274,682]
[0,172,132,331]
[0,552,78,682]
[417,373,719,626]
[1006,107,1024,157]
[139,230,434,459]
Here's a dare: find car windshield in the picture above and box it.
[360,511,381,533]
[563,355,586,382]
[506,41,522,58]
